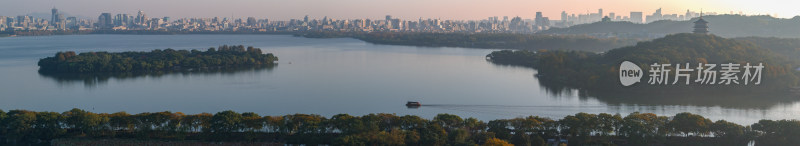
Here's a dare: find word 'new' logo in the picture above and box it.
[619,61,643,86]
[618,61,764,87]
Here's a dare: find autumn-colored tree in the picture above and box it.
[483,138,514,146]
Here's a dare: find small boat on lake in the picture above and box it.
[406,101,421,107]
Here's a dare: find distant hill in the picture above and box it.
[541,15,800,38]
[735,37,800,62]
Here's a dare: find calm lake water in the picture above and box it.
[1,34,798,125]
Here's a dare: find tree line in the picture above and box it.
[1,109,798,145]
[298,31,640,52]
[37,45,278,73]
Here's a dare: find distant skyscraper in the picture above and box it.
[609,13,615,20]
[114,14,124,26]
[598,9,603,17]
[136,10,147,26]
[535,11,544,26]
[66,17,77,29]
[247,17,257,26]
[122,14,130,26]
[536,12,543,19]
[98,13,113,29]
[51,7,58,25]
[630,12,643,23]
[646,8,663,23]
[561,11,568,22]
[49,7,66,30]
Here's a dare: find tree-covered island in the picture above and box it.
[38,45,278,73]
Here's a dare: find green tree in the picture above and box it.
[483,138,514,146]
[596,113,622,136]
[5,110,37,144]
[62,108,105,136]
[0,109,7,136]
[710,120,744,138]
[241,112,263,140]
[488,119,512,140]
[33,111,66,141]
[668,112,712,136]
[209,110,243,134]
[434,113,464,130]
[109,111,134,133]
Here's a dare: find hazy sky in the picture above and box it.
[2,0,799,20]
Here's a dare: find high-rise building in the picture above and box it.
[609,13,615,20]
[0,16,5,30]
[136,10,147,26]
[534,11,549,27]
[114,14,125,26]
[630,12,643,23]
[122,14,130,26]
[646,8,663,23]
[49,7,66,30]
[51,7,58,25]
[98,13,113,29]
[598,9,603,17]
[247,17,257,26]
[66,17,78,29]
[17,15,30,28]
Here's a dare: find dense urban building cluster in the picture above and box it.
[1,8,715,33]
[0,8,94,31]
[555,8,714,27]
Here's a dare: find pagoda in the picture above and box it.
[693,11,709,34]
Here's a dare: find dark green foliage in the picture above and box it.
[38,45,278,73]
[488,33,800,91]
[751,119,800,145]
[1,109,795,145]
[667,112,713,136]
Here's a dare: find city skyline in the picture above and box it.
[1,0,798,20]
[0,6,712,34]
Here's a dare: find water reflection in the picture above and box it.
[38,64,277,87]
[534,71,800,109]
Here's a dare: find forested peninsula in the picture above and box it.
[487,33,800,92]
[37,45,278,73]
